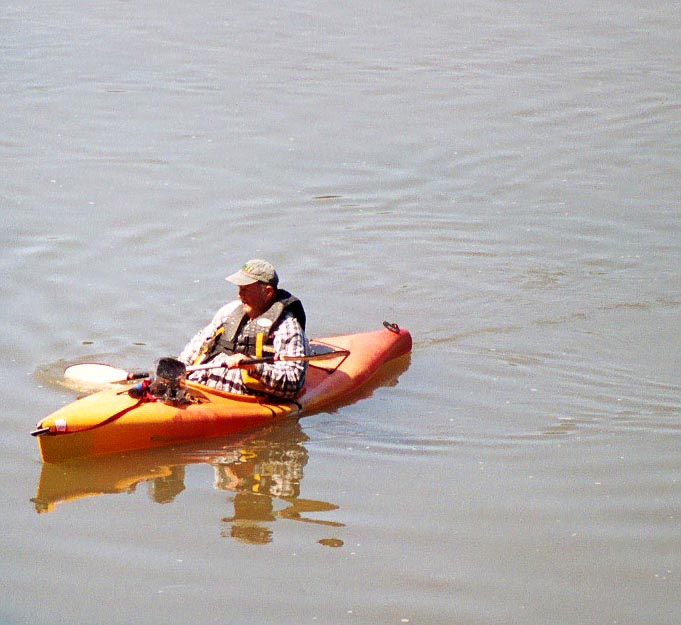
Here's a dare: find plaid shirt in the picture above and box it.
[179,302,308,399]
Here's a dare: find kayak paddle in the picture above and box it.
[63,364,145,385]
[64,349,350,386]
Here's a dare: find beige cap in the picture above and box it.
[226,259,279,287]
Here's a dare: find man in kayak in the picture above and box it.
[179,259,308,399]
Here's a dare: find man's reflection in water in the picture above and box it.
[148,466,186,504]
[213,423,344,544]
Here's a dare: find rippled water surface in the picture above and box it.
[2,1,680,624]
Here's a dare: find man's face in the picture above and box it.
[238,282,274,319]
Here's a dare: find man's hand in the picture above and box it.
[225,353,254,369]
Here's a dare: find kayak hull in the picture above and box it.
[35,325,412,463]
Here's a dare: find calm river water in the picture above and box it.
[2,1,680,624]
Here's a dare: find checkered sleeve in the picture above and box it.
[251,313,308,398]
[178,301,240,365]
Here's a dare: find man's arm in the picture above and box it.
[178,300,240,365]
[249,315,308,398]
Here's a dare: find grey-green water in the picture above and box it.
[2,1,680,623]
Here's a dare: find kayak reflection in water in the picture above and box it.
[178,259,309,399]
[32,423,343,544]
[214,426,344,545]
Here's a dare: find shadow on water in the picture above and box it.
[31,354,411,545]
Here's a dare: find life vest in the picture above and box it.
[205,290,306,361]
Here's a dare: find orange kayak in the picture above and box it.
[33,324,412,463]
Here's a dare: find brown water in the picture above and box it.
[3,1,680,624]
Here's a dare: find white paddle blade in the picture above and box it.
[64,363,130,385]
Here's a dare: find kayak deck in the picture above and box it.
[34,325,412,463]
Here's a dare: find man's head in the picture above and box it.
[226,259,279,319]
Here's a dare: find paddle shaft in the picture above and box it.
[124,350,349,380]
